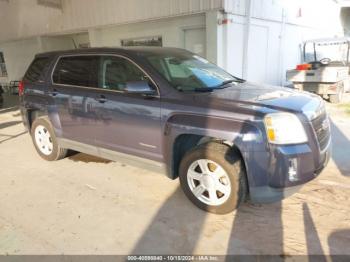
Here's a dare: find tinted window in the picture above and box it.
[53,56,98,87]
[100,56,146,91]
[24,57,50,82]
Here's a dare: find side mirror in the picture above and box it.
[124,80,155,95]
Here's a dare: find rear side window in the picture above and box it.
[52,56,98,87]
[24,57,50,83]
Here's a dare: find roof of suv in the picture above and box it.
[36,47,191,58]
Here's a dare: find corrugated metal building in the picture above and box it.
[0,0,344,86]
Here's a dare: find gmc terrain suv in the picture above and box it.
[19,47,331,214]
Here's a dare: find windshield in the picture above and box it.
[304,41,349,63]
[144,52,242,92]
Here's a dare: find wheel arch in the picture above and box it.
[162,113,264,185]
[27,109,47,130]
[25,107,62,137]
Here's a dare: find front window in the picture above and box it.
[144,52,242,92]
[100,56,146,91]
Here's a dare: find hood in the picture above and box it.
[196,81,325,120]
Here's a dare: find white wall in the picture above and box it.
[0,0,223,43]
[224,0,342,31]
[221,0,343,86]
[224,16,343,85]
[0,38,41,82]
[0,0,344,85]
[0,14,206,81]
[89,14,206,49]
[71,33,90,48]
[0,35,79,81]
[40,36,75,52]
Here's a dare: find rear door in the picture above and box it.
[50,55,99,145]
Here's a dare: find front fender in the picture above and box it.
[162,113,266,179]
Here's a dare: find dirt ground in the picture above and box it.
[0,93,349,256]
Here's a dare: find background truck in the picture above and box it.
[286,37,350,103]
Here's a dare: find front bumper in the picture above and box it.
[247,138,331,203]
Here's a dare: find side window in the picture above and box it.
[52,56,98,87]
[24,57,50,82]
[147,56,171,81]
[100,56,147,91]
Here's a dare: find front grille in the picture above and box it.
[311,111,331,151]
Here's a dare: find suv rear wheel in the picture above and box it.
[31,117,67,161]
[179,142,247,214]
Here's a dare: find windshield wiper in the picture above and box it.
[221,79,236,85]
[213,78,244,89]
[193,87,216,92]
[176,86,217,93]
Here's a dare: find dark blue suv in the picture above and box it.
[19,47,331,214]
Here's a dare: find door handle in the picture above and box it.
[49,89,58,96]
[96,95,107,103]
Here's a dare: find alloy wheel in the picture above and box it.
[187,159,231,206]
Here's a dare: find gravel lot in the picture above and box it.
[0,94,349,255]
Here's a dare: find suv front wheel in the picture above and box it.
[31,117,67,161]
[179,142,247,214]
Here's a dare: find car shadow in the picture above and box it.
[0,106,19,115]
[68,152,112,164]
[0,131,26,144]
[225,202,285,257]
[328,229,350,261]
[330,120,350,176]
[226,202,329,259]
[303,203,326,261]
[0,120,22,129]
[0,93,19,109]
[130,191,339,258]
[130,187,207,255]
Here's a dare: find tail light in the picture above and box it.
[296,64,311,71]
[18,81,24,96]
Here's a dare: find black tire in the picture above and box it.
[179,142,248,214]
[329,86,344,104]
[30,117,67,161]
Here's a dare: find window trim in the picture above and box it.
[51,53,160,96]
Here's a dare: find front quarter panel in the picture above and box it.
[162,110,266,181]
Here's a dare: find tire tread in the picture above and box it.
[31,116,67,161]
[179,142,248,214]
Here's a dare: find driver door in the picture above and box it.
[91,55,162,162]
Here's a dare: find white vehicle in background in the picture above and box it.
[287,37,350,103]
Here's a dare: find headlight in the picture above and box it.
[264,113,308,144]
